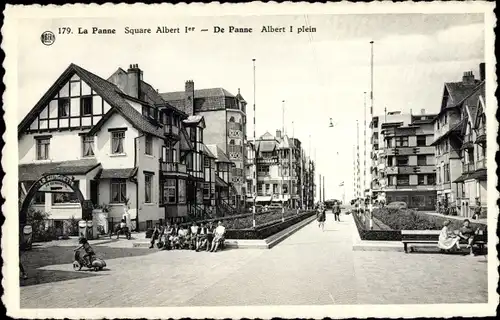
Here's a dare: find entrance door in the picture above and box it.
[90,180,98,206]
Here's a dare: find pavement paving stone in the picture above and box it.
[20,211,488,308]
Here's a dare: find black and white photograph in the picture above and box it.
[2,2,497,319]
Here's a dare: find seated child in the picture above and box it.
[74,238,95,265]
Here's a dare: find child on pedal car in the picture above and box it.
[74,238,95,265]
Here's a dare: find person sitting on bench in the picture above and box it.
[458,219,475,255]
[438,220,460,252]
[209,221,226,252]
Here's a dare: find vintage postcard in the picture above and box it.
[2,2,497,319]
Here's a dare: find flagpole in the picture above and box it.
[369,40,374,230]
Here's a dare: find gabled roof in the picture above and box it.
[440,80,481,112]
[183,115,205,128]
[278,135,292,149]
[18,63,167,139]
[161,88,235,101]
[257,140,277,153]
[201,143,216,159]
[461,82,485,127]
[259,131,276,140]
[206,144,232,163]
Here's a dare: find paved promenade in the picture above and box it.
[20,211,488,308]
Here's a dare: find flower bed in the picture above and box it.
[352,212,401,241]
[372,208,485,231]
[225,211,316,240]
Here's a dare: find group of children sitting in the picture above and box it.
[149,220,226,252]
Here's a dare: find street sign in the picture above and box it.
[38,181,75,193]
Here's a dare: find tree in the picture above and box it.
[26,208,51,241]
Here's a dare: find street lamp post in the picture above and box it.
[252,58,257,228]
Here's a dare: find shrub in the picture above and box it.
[26,208,52,241]
[68,216,80,236]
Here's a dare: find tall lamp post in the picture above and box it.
[281,99,286,222]
[252,58,257,228]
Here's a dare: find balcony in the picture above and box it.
[257,171,270,177]
[461,134,474,150]
[476,158,486,170]
[257,156,278,164]
[386,146,434,156]
[228,145,243,153]
[462,162,475,174]
[160,162,187,174]
[475,126,486,144]
[164,124,179,137]
[232,168,244,177]
[227,122,242,131]
[385,165,436,175]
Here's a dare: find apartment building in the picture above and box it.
[18,63,224,233]
[161,84,248,210]
[431,64,486,217]
[245,130,311,209]
[370,111,412,203]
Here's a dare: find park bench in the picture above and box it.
[401,229,487,254]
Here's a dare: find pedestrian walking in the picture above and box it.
[334,201,341,222]
[316,203,326,231]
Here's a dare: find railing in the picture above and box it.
[476,158,486,170]
[257,171,270,176]
[258,156,278,164]
[160,162,187,173]
[385,146,434,156]
[164,124,179,136]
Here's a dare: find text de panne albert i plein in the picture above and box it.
[58,25,317,35]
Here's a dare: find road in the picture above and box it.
[20,210,488,308]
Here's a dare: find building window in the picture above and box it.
[397,175,409,186]
[178,179,186,203]
[265,184,270,195]
[418,175,425,185]
[82,136,95,157]
[395,136,408,147]
[417,155,427,166]
[144,173,153,203]
[80,97,92,115]
[34,192,45,204]
[443,164,450,183]
[163,179,176,204]
[190,127,196,142]
[204,158,210,167]
[427,174,436,185]
[53,181,80,204]
[111,131,125,154]
[203,183,210,198]
[58,98,70,118]
[110,179,127,203]
[145,135,153,155]
[411,195,426,208]
[146,220,153,229]
[273,183,278,194]
[283,184,288,194]
[36,138,50,160]
[416,136,427,147]
[396,156,408,166]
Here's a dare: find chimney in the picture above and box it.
[420,109,425,115]
[276,129,281,138]
[462,70,475,86]
[479,63,485,81]
[126,64,143,99]
[185,80,195,115]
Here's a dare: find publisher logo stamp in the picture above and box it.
[40,31,55,46]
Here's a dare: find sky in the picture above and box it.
[16,13,485,201]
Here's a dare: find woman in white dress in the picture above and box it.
[438,220,460,252]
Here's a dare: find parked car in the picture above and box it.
[386,201,407,209]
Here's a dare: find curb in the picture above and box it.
[350,214,404,252]
[225,214,317,249]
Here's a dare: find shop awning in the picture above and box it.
[97,167,137,179]
[19,159,100,182]
[272,195,290,202]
